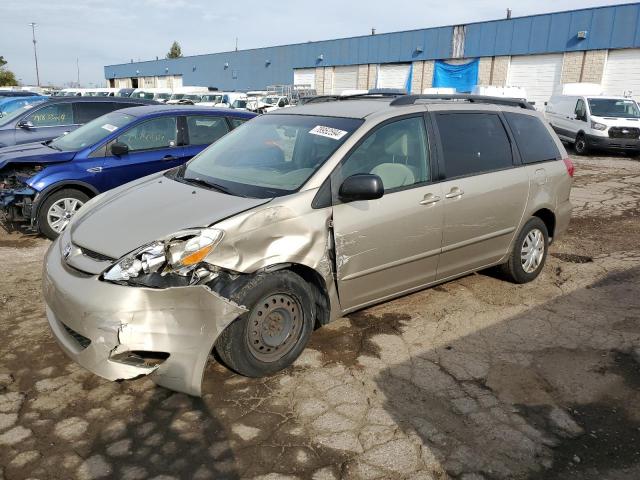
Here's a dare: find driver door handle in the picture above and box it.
[162,155,178,161]
[445,187,464,199]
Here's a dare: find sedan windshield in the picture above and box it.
[177,114,363,198]
[0,103,40,126]
[49,112,134,152]
[201,95,223,103]
[588,98,640,118]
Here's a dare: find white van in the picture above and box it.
[131,88,172,103]
[545,94,640,155]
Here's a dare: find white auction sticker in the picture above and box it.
[309,125,348,140]
[101,124,118,132]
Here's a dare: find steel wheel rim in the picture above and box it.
[576,139,586,152]
[246,293,303,362]
[521,228,545,273]
[47,197,84,233]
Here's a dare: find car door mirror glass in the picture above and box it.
[110,141,129,156]
[339,174,384,202]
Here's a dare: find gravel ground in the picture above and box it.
[0,154,639,480]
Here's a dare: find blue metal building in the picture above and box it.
[105,3,640,104]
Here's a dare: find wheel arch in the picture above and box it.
[531,208,556,241]
[31,181,99,222]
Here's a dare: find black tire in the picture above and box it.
[215,270,315,377]
[574,133,589,155]
[499,217,549,284]
[37,188,89,240]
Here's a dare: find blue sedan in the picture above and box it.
[0,105,256,238]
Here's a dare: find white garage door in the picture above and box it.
[332,66,358,95]
[507,54,563,109]
[377,63,411,89]
[294,68,316,89]
[603,49,640,100]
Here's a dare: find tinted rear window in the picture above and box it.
[74,102,114,124]
[435,113,513,178]
[504,112,559,164]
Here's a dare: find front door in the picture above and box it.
[15,102,75,145]
[99,115,183,190]
[432,111,529,280]
[331,115,444,310]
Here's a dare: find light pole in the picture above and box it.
[29,22,40,86]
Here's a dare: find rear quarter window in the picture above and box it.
[503,112,560,164]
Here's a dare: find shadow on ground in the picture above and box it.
[370,266,640,479]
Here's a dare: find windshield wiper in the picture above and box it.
[182,176,245,197]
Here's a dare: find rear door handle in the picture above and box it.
[419,193,441,205]
[445,187,464,199]
[162,155,178,161]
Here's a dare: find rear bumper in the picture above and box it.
[586,134,640,152]
[43,239,246,396]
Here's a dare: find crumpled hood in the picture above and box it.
[70,173,271,259]
[0,142,76,170]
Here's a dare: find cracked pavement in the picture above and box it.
[1,154,639,480]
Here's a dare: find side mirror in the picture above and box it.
[339,174,384,203]
[18,120,34,129]
[110,142,129,156]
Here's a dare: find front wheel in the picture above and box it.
[574,133,589,155]
[215,271,315,377]
[37,188,89,240]
[499,217,549,284]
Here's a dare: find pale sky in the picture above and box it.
[2,0,636,87]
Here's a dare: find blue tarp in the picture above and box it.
[432,59,479,93]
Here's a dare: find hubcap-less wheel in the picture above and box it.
[575,138,586,154]
[47,197,84,233]
[246,293,302,363]
[521,228,545,273]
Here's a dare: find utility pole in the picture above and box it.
[76,57,80,86]
[29,22,40,86]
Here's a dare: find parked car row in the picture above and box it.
[0,103,255,238]
[35,92,573,396]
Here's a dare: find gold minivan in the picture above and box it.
[43,94,574,396]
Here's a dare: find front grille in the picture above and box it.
[608,127,640,139]
[62,323,91,350]
[79,246,114,262]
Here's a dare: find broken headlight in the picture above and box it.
[103,229,224,283]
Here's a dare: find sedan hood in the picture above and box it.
[0,142,75,169]
[70,173,271,259]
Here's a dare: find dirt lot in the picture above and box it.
[0,154,639,480]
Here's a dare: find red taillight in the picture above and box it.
[563,158,575,177]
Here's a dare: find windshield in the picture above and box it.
[177,114,362,198]
[0,99,45,119]
[232,100,247,108]
[157,93,171,100]
[588,98,640,118]
[201,95,223,103]
[133,91,155,100]
[49,112,134,152]
[170,93,185,100]
[184,94,202,101]
[262,97,278,105]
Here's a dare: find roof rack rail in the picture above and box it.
[300,91,406,105]
[389,94,535,110]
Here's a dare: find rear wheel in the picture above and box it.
[574,133,589,155]
[37,188,89,240]
[215,270,314,377]
[499,217,549,284]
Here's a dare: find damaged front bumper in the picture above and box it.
[42,239,247,396]
[0,185,36,226]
